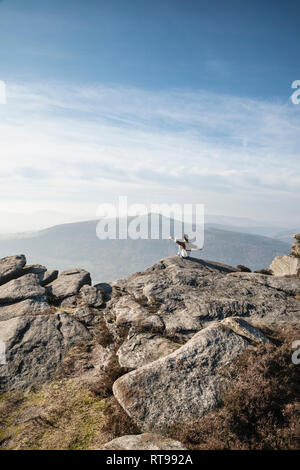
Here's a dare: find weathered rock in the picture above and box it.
[60,295,78,308]
[0,255,26,286]
[94,282,112,300]
[47,269,91,301]
[293,233,300,241]
[228,271,300,296]
[114,297,165,333]
[22,266,58,286]
[78,284,104,307]
[269,254,300,277]
[41,269,59,286]
[21,264,47,279]
[117,332,181,369]
[72,306,97,325]
[101,433,187,450]
[0,312,92,392]
[222,317,271,344]
[291,242,300,258]
[0,298,50,321]
[254,269,272,275]
[103,257,300,348]
[237,264,252,272]
[0,274,45,305]
[113,320,252,432]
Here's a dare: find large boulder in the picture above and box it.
[113,319,269,432]
[0,255,26,286]
[77,284,104,308]
[0,274,45,305]
[101,433,187,450]
[269,254,300,277]
[0,298,50,321]
[0,312,92,392]
[46,269,91,302]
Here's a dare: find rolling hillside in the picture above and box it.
[0,218,291,283]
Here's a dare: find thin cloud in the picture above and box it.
[0,81,299,226]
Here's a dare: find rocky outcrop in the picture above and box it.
[0,312,91,392]
[46,268,91,302]
[0,248,299,441]
[113,319,270,432]
[103,256,300,357]
[291,233,300,257]
[101,433,187,450]
[269,234,300,277]
[0,274,45,304]
[0,255,99,392]
[269,255,300,277]
[0,255,26,286]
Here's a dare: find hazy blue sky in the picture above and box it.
[0,0,299,231]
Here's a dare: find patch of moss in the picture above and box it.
[0,379,111,450]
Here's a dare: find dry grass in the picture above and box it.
[0,379,139,450]
[55,341,94,379]
[167,324,300,450]
[88,355,127,399]
[93,316,114,347]
[101,398,140,438]
[0,379,112,450]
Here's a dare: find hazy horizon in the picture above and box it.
[0,209,297,238]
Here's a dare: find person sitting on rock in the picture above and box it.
[169,234,201,258]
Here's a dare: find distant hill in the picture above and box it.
[0,218,291,283]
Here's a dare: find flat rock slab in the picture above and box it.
[0,255,26,286]
[0,297,50,321]
[0,274,45,305]
[0,312,92,392]
[117,332,181,369]
[101,433,187,450]
[113,320,252,432]
[47,269,91,301]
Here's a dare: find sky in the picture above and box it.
[0,0,299,232]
